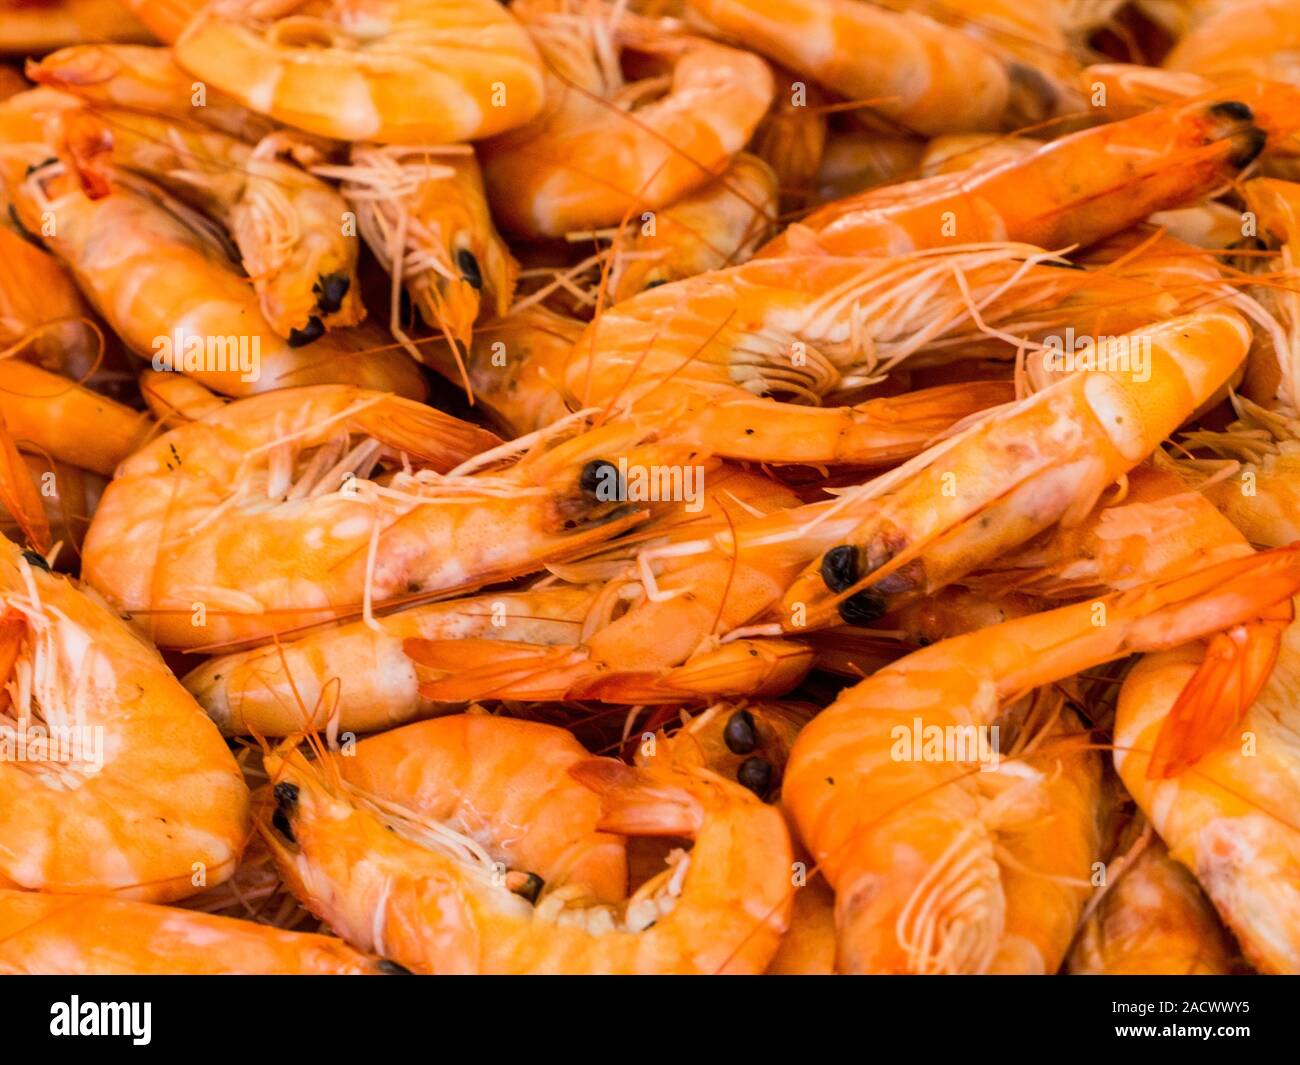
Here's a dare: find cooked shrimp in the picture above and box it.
[81,394,700,650]
[337,714,629,901]
[778,310,1251,631]
[0,225,101,376]
[0,888,386,974]
[480,1,773,238]
[1165,0,1300,88]
[685,0,1011,135]
[184,584,601,736]
[138,368,226,427]
[0,535,249,901]
[763,94,1264,257]
[0,452,104,561]
[60,107,365,342]
[1115,590,1300,974]
[117,0,204,43]
[3,158,424,398]
[785,547,1300,973]
[264,746,793,974]
[315,144,515,355]
[173,0,547,144]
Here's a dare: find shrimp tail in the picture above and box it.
[350,398,501,468]
[1147,602,1293,779]
[0,415,51,554]
[406,638,592,702]
[568,760,700,837]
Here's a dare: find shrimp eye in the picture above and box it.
[288,316,325,347]
[838,588,888,627]
[508,872,545,904]
[313,272,351,314]
[1210,100,1254,122]
[821,545,859,592]
[737,757,773,800]
[377,959,414,975]
[456,248,483,290]
[644,278,668,290]
[579,459,621,500]
[20,549,51,573]
[1230,127,1268,168]
[271,781,299,842]
[723,709,758,754]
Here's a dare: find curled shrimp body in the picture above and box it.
[763,95,1265,257]
[0,889,386,975]
[318,144,515,353]
[1115,598,1300,974]
[0,536,249,902]
[337,715,629,902]
[61,107,366,343]
[264,744,793,974]
[685,0,1011,136]
[184,584,600,736]
[1165,0,1300,88]
[481,2,774,238]
[779,310,1251,632]
[785,548,1300,974]
[3,158,423,399]
[0,224,101,376]
[173,0,546,145]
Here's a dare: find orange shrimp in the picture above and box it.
[480,1,774,238]
[785,547,1300,973]
[173,0,547,144]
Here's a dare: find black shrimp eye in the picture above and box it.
[377,959,414,975]
[509,872,545,905]
[1230,127,1268,168]
[271,781,299,842]
[838,588,888,627]
[456,248,483,290]
[821,544,859,593]
[288,315,325,347]
[737,757,773,800]
[644,278,668,290]
[723,709,758,755]
[1210,100,1254,122]
[20,549,51,573]
[579,458,620,500]
[313,272,350,314]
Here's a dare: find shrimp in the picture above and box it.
[138,368,226,427]
[80,393,699,650]
[750,69,827,214]
[553,244,1187,465]
[1066,811,1237,975]
[0,535,249,901]
[0,360,151,477]
[336,714,629,902]
[1115,590,1300,974]
[184,584,601,736]
[784,547,1300,973]
[480,1,774,238]
[263,744,793,974]
[1165,0,1300,88]
[58,107,365,343]
[684,0,1012,136]
[117,0,204,43]
[0,0,151,52]
[30,44,281,145]
[3,157,425,398]
[0,889,389,975]
[0,452,105,562]
[315,144,515,355]
[777,310,1252,632]
[762,94,1265,257]
[173,0,547,144]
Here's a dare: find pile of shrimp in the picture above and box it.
[3,0,1300,976]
